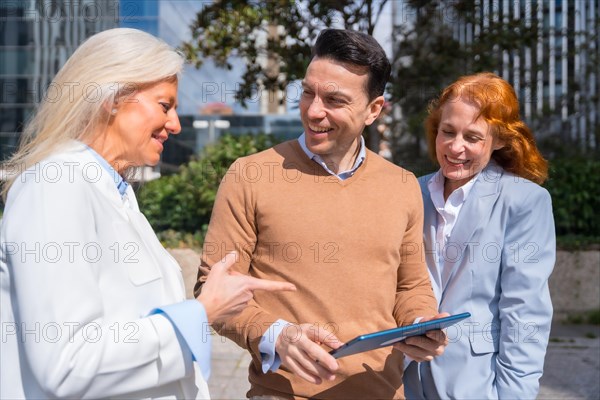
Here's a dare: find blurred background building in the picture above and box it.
[0,0,119,161]
[1,0,597,172]
[0,0,303,175]
[391,0,598,150]
[449,0,598,147]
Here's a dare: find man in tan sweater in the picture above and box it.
[195,29,447,399]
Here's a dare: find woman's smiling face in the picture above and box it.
[103,79,181,173]
[435,99,503,193]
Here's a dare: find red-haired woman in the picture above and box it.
[403,72,556,399]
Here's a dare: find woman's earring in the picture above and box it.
[111,108,117,114]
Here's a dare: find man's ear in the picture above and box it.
[365,96,385,126]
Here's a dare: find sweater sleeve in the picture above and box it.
[195,158,279,360]
[393,173,438,326]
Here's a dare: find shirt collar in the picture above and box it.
[297,132,366,180]
[85,145,130,198]
[428,169,479,207]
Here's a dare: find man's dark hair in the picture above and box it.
[312,29,391,101]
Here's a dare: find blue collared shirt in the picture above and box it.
[297,132,366,180]
[85,146,129,198]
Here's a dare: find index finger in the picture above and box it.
[244,276,296,292]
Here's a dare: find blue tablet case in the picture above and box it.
[329,312,471,359]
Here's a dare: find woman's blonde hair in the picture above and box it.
[1,28,184,199]
[425,72,548,184]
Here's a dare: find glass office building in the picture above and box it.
[119,0,158,37]
[0,0,119,161]
[423,0,598,146]
[0,1,303,170]
[465,1,597,146]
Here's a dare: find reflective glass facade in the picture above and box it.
[0,0,119,160]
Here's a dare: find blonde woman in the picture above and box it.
[0,28,294,399]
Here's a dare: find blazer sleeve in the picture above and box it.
[195,158,278,360]
[3,173,193,398]
[495,186,556,399]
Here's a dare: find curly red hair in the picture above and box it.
[425,72,548,184]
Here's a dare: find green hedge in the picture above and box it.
[137,133,280,235]
[138,140,598,248]
[1,139,595,249]
[544,158,600,244]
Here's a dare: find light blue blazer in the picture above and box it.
[404,162,555,399]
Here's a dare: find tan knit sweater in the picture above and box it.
[196,140,437,399]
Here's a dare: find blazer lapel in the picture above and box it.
[420,176,443,301]
[439,163,503,302]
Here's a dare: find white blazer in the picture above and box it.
[0,142,209,399]
[404,163,555,399]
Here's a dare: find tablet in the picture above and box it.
[329,312,471,359]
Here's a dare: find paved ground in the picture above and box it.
[209,335,253,399]
[207,323,600,399]
[538,324,600,400]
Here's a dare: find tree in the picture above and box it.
[390,1,465,162]
[182,0,389,107]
